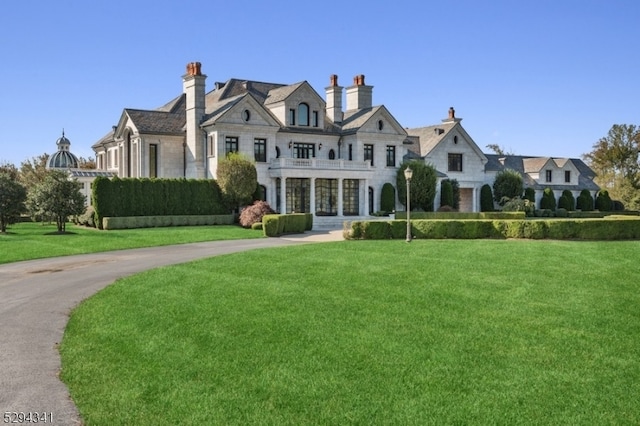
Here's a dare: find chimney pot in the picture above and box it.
[448,107,455,119]
[186,62,202,76]
[330,74,338,87]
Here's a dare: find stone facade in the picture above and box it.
[92,62,599,226]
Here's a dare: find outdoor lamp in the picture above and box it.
[404,167,413,242]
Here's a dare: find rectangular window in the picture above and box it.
[343,179,360,216]
[546,170,552,182]
[254,138,267,162]
[312,111,319,127]
[386,145,396,167]
[208,136,215,157]
[289,109,296,126]
[293,142,315,159]
[149,144,158,178]
[286,178,310,213]
[448,153,462,172]
[348,144,353,161]
[225,136,238,156]
[364,144,374,166]
[565,170,571,183]
[315,178,338,216]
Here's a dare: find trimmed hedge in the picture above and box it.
[344,218,640,240]
[262,213,313,237]
[102,215,234,230]
[395,211,526,220]
[93,177,227,229]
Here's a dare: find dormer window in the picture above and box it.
[289,108,295,125]
[298,103,309,126]
[546,170,552,182]
[565,170,571,183]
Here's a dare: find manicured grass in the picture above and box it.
[0,222,263,264]
[60,239,640,425]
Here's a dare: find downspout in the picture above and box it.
[182,140,187,178]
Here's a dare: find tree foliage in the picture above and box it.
[396,161,438,211]
[485,144,514,156]
[576,189,594,212]
[380,182,396,213]
[480,184,494,212]
[595,190,612,211]
[492,168,524,204]
[0,172,27,232]
[19,154,49,189]
[217,153,258,210]
[583,124,640,210]
[540,188,557,210]
[440,179,454,209]
[27,170,86,232]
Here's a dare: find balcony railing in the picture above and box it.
[269,157,372,171]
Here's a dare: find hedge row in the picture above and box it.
[262,213,313,237]
[92,177,227,228]
[394,211,526,220]
[102,215,234,230]
[345,218,640,240]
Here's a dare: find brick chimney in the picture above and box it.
[325,74,343,123]
[346,74,373,111]
[182,62,206,178]
[442,106,462,123]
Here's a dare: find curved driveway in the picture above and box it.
[0,231,341,425]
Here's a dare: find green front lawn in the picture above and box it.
[0,222,263,264]
[60,239,640,425]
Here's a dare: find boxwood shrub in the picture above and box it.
[345,218,640,240]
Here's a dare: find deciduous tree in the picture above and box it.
[583,124,640,210]
[492,168,524,205]
[0,172,27,233]
[217,153,258,211]
[27,170,85,232]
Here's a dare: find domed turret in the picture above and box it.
[47,130,79,169]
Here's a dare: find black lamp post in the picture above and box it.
[404,166,413,242]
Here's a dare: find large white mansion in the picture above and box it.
[91,62,598,227]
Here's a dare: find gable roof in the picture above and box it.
[485,154,600,191]
[405,122,457,156]
[207,78,285,107]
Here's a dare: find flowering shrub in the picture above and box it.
[239,200,275,228]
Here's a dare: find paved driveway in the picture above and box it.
[0,231,341,425]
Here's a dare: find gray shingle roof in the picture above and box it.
[406,122,456,156]
[485,154,600,191]
[125,109,185,135]
[341,107,381,134]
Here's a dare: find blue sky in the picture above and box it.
[1,0,638,166]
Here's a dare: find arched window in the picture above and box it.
[298,103,309,126]
[328,149,336,160]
